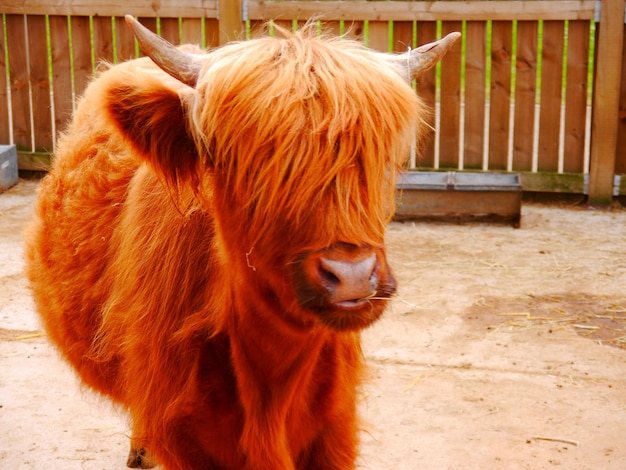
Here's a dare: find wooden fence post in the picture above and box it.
[219,0,245,45]
[589,0,625,205]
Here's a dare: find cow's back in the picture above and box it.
[24,56,183,398]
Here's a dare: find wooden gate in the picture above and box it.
[1,0,624,204]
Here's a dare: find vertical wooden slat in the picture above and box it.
[205,18,220,47]
[49,16,73,139]
[71,16,93,99]
[218,0,244,44]
[415,21,437,168]
[367,21,389,52]
[439,20,462,168]
[160,17,180,44]
[0,15,10,143]
[343,21,365,43]
[93,16,114,65]
[513,20,538,171]
[115,16,136,62]
[537,20,565,172]
[392,21,415,167]
[563,20,590,173]
[616,24,626,175]
[6,15,31,151]
[181,18,203,46]
[136,17,157,58]
[293,20,308,31]
[488,20,512,170]
[323,21,342,37]
[589,0,625,203]
[464,21,486,169]
[27,15,53,152]
[273,20,293,33]
[392,21,413,53]
[248,20,266,39]
[138,17,157,33]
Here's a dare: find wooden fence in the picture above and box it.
[1,0,625,203]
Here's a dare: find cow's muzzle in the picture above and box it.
[292,243,396,331]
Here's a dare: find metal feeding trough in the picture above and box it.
[0,145,18,193]
[395,171,522,227]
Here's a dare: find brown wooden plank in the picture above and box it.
[616,24,626,175]
[512,20,538,171]
[518,171,585,193]
[114,15,136,62]
[463,21,486,170]
[247,1,596,22]
[589,0,625,203]
[392,21,419,167]
[18,150,51,171]
[218,0,244,44]
[322,21,342,38]
[414,21,437,168]
[2,0,218,18]
[563,20,590,173]
[392,19,414,166]
[395,186,521,226]
[70,16,93,99]
[93,16,114,65]
[293,20,310,32]
[49,15,73,139]
[1,0,594,21]
[137,16,159,34]
[415,22,437,167]
[342,21,365,43]
[137,17,157,34]
[27,15,54,152]
[537,20,565,172]
[273,20,294,34]
[160,17,180,45]
[205,18,220,47]
[181,18,203,46]
[488,20,513,170]
[136,17,157,58]
[439,20,463,168]
[0,15,10,144]
[248,20,267,40]
[367,21,389,52]
[6,14,32,151]
[392,20,413,53]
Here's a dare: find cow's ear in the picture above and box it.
[106,79,199,189]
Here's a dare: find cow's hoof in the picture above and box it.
[126,447,156,469]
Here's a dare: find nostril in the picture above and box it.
[317,262,341,288]
[368,264,379,286]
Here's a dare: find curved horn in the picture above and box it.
[125,15,202,88]
[389,32,461,81]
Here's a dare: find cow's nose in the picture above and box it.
[317,253,378,305]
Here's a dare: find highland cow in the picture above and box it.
[25,16,459,469]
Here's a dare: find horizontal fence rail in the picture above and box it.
[248,0,597,21]
[1,0,625,203]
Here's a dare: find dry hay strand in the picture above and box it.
[0,328,45,341]
[531,436,580,447]
[474,294,626,350]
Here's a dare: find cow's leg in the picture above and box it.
[126,422,156,469]
[296,413,359,470]
[126,417,227,470]
[126,444,156,469]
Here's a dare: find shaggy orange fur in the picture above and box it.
[26,26,428,469]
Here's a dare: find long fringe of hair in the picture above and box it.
[188,24,429,251]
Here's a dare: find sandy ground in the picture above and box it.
[1,179,625,469]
